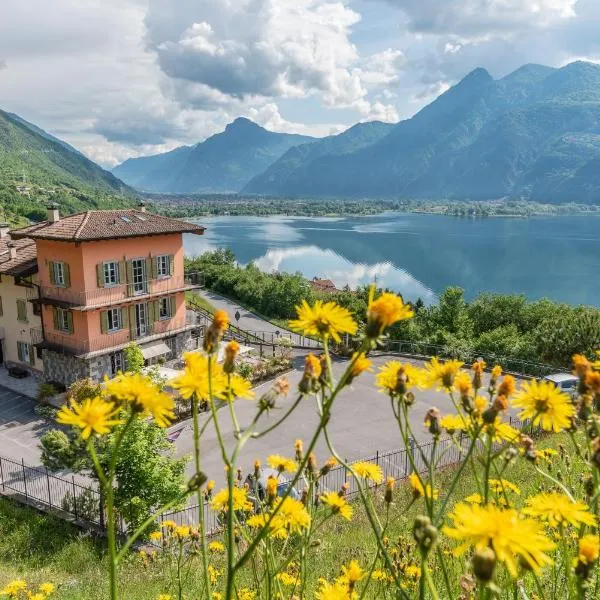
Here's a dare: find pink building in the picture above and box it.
[11,203,205,385]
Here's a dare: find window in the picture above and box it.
[156,255,170,278]
[103,261,119,286]
[55,307,73,333]
[32,301,41,317]
[107,308,121,331]
[158,297,171,320]
[54,262,65,286]
[17,341,33,365]
[16,298,27,322]
[110,351,124,376]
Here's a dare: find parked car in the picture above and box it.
[542,373,579,396]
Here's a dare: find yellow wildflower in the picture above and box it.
[170,352,227,401]
[443,502,555,577]
[320,491,353,520]
[315,579,351,600]
[340,560,364,587]
[2,580,27,597]
[236,590,256,600]
[409,473,439,500]
[513,379,575,432]
[211,487,253,512]
[161,520,177,530]
[38,583,55,596]
[524,493,596,529]
[465,493,483,504]
[56,397,122,439]
[497,375,516,399]
[157,595,172,600]
[274,496,311,535]
[366,287,414,337]
[376,361,423,395]
[352,461,383,483]
[573,353,591,378]
[212,309,229,331]
[289,299,357,343]
[276,572,298,586]
[225,374,255,401]
[372,569,388,581]
[404,565,421,579]
[149,531,162,542]
[208,541,225,553]
[578,534,599,565]
[267,454,298,474]
[440,414,469,434]
[453,372,473,396]
[350,353,372,379]
[207,565,221,585]
[422,357,464,390]
[489,479,520,495]
[491,365,502,380]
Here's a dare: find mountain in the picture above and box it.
[113,118,315,193]
[244,120,395,195]
[0,109,132,223]
[245,61,600,203]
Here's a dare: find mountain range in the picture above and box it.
[114,60,600,203]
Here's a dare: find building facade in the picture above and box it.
[11,205,205,386]
[0,226,44,375]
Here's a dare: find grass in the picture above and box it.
[185,291,216,314]
[0,431,589,598]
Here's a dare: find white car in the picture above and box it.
[542,373,579,396]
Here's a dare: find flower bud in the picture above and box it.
[295,439,304,462]
[320,456,336,477]
[472,547,496,582]
[482,407,498,424]
[223,340,240,374]
[471,359,486,389]
[203,310,229,354]
[412,515,438,556]
[186,471,208,492]
[425,408,441,437]
[299,354,322,394]
[254,460,261,479]
[385,477,395,504]
[266,475,277,505]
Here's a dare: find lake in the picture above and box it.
[183,213,600,306]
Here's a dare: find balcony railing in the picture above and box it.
[33,312,200,356]
[30,273,204,310]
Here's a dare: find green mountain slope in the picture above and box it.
[0,109,133,223]
[245,61,600,203]
[113,118,314,193]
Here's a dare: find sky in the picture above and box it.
[1,0,600,168]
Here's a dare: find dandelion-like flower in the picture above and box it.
[57,397,122,439]
[289,299,357,342]
[512,379,575,432]
[2,580,27,597]
[453,372,473,396]
[225,374,255,401]
[523,493,596,529]
[170,352,227,401]
[489,479,520,496]
[352,461,383,483]
[320,491,353,521]
[376,361,423,395]
[267,454,298,474]
[422,357,464,390]
[366,286,414,337]
[208,541,225,553]
[578,534,599,565]
[211,487,253,512]
[443,502,555,577]
[315,580,350,600]
[409,473,439,500]
[440,414,469,434]
[349,353,372,380]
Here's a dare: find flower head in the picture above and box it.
[366,287,414,337]
[489,479,520,496]
[409,473,438,500]
[211,487,253,512]
[2,580,27,597]
[497,375,516,399]
[267,454,298,474]
[225,374,255,401]
[453,372,472,396]
[352,461,383,483]
[171,352,227,401]
[209,541,225,553]
[320,491,353,520]
[422,357,464,390]
[440,414,469,434]
[513,379,575,432]
[349,353,372,379]
[573,353,591,378]
[39,583,55,596]
[578,534,599,565]
[523,493,596,529]
[316,580,351,600]
[443,502,555,577]
[376,361,423,396]
[289,300,357,343]
[57,397,122,439]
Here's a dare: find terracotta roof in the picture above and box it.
[0,237,38,276]
[10,209,206,242]
[310,278,338,292]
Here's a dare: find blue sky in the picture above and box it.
[0,0,597,166]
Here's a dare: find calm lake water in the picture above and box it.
[183,213,600,306]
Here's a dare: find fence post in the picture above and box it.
[72,476,78,520]
[0,456,4,491]
[21,459,28,500]
[46,467,52,508]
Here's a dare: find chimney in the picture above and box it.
[47,202,60,223]
[0,223,10,239]
[137,200,147,213]
[7,242,17,260]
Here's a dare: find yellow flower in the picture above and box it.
[171,352,227,401]
[207,565,221,585]
[422,357,464,390]
[211,487,253,512]
[56,397,122,439]
[208,541,225,553]
[340,559,364,585]
[350,353,372,379]
[38,583,54,596]
[524,493,596,529]
[236,589,257,600]
[276,572,298,586]
[453,372,473,396]
[352,461,383,483]
[161,520,177,530]
[289,299,357,343]
[440,414,469,434]
[372,569,388,581]
[224,340,240,363]
[2,580,27,597]
[489,479,520,495]
[149,531,162,542]
[573,353,591,378]
[174,525,191,538]
[273,496,311,535]
[267,454,298,474]
[491,365,502,380]
[443,502,555,577]
[376,361,423,395]
[404,565,421,579]
[497,375,516,399]
[212,309,229,331]
[485,419,521,444]
[315,579,350,600]
[366,287,414,337]
[225,374,255,401]
[513,379,575,432]
[474,395,488,413]
[320,491,353,521]
[157,595,172,600]
[578,534,600,565]
[409,473,439,500]
[465,493,483,504]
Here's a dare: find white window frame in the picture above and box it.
[106,308,121,332]
[54,262,65,287]
[156,255,170,278]
[158,297,170,320]
[17,341,30,363]
[56,308,70,332]
[103,261,119,287]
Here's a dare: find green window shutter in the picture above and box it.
[16,299,27,322]
[66,311,74,334]
[126,261,133,296]
[100,311,108,333]
[97,263,104,288]
[63,263,71,288]
[168,296,175,318]
[120,307,128,330]
[28,345,35,366]
[52,307,59,330]
[151,256,158,279]
[168,254,174,276]
[148,301,156,324]
[119,259,127,284]
[146,256,152,280]
[129,305,136,338]
[48,261,56,285]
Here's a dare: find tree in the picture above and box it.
[123,343,144,374]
